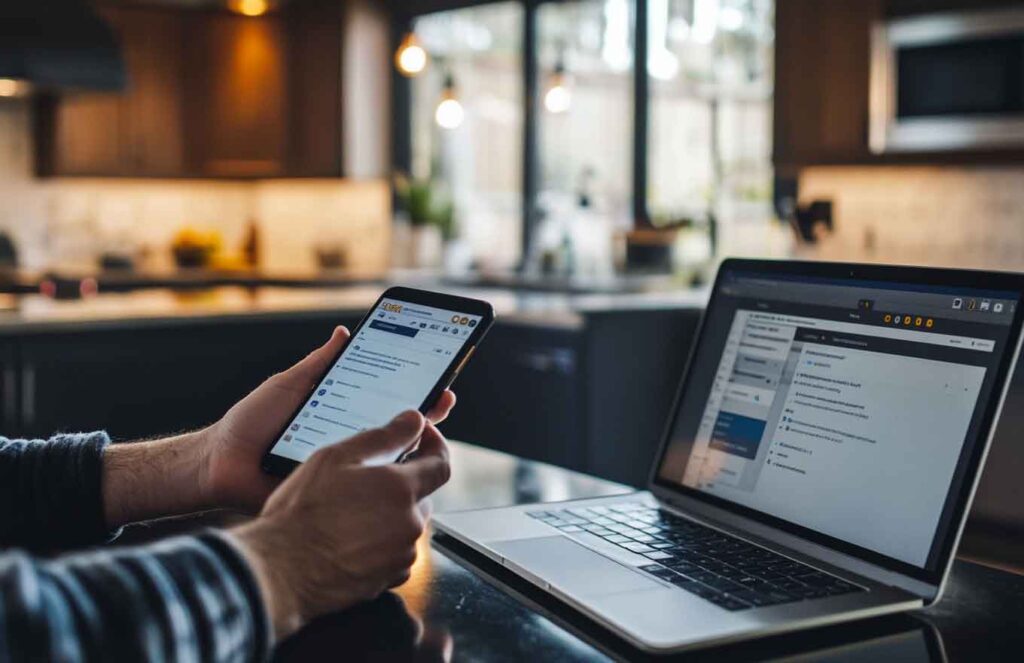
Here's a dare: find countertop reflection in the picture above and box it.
[272,443,1024,662]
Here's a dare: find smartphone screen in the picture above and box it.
[265,292,488,466]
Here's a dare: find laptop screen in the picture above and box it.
[655,266,1022,576]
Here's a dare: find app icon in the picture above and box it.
[325,379,334,385]
[442,326,449,332]
[952,298,963,310]
[420,322,427,328]
[290,424,299,431]
[994,302,1005,313]
[915,316,923,327]
[460,316,469,325]
[926,318,934,328]
[967,299,977,311]
[302,412,310,418]
[451,315,460,323]
[903,315,912,325]
[430,324,440,330]
[893,314,902,325]
[468,319,477,327]
[284,434,292,442]
[980,300,991,311]
[310,400,319,408]
[884,314,892,323]
[451,328,459,334]
[317,389,326,396]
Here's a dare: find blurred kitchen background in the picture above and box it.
[2,0,1024,568]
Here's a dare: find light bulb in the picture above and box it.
[544,83,571,114]
[395,33,428,77]
[230,0,268,17]
[435,97,464,129]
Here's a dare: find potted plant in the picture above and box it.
[394,174,455,269]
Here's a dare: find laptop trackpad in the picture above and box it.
[491,536,661,597]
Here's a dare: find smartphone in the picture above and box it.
[261,287,494,477]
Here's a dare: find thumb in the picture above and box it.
[325,410,425,466]
[278,326,349,390]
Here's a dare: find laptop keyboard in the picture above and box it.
[527,502,864,611]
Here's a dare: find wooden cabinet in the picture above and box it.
[773,0,882,173]
[35,7,186,177]
[35,2,344,179]
[120,9,187,175]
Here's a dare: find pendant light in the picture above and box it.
[435,71,464,129]
[544,48,572,114]
[394,32,428,77]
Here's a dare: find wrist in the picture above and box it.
[102,431,212,528]
[231,520,303,640]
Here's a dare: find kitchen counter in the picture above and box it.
[0,283,710,335]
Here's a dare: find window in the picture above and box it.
[536,0,635,230]
[410,3,524,269]
[647,0,774,253]
[398,0,776,272]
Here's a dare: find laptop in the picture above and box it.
[434,259,1024,653]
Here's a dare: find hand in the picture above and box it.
[201,326,457,512]
[231,410,451,640]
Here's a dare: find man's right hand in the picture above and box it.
[231,410,451,640]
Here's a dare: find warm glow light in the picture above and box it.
[0,78,28,98]
[544,83,571,114]
[395,33,428,77]
[230,0,269,17]
[435,97,464,129]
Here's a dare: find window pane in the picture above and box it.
[647,0,774,252]
[411,3,523,269]
[536,0,635,233]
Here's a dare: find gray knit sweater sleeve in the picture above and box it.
[0,434,271,661]
[0,432,115,550]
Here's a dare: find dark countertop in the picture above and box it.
[266,442,1024,662]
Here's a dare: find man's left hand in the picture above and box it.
[200,326,457,512]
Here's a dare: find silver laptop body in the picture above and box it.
[434,260,1024,653]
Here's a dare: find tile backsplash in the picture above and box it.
[0,100,389,273]
[798,165,1024,271]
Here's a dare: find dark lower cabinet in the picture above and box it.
[7,317,354,440]
[443,323,586,470]
[0,308,702,488]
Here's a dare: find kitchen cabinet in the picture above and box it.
[183,13,289,177]
[0,304,697,487]
[35,2,344,179]
[773,0,882,173]
[6,317,356,440]
[35,6,186,177]
[773,0,1024,171]
[443,324,587,470]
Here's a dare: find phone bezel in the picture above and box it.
[260,286,495,477]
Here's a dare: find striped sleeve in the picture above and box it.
[0,530,270,662]
[0,433,116,550]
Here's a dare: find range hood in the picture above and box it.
[0,0,126,95]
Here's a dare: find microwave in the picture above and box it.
[870,7,1024,153]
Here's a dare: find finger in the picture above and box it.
[324,410,425,465]
[398,424,451,500]
[425,390,456,425]
[418,498,433,523]
[278,326,349,389]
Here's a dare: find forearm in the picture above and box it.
[0,531,270,661]
[102,430,215,529]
